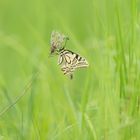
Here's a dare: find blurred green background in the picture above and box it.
[0,0,140,139]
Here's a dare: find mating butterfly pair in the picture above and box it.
[50,31,89,79]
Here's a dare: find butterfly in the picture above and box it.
[50,31,89,79]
